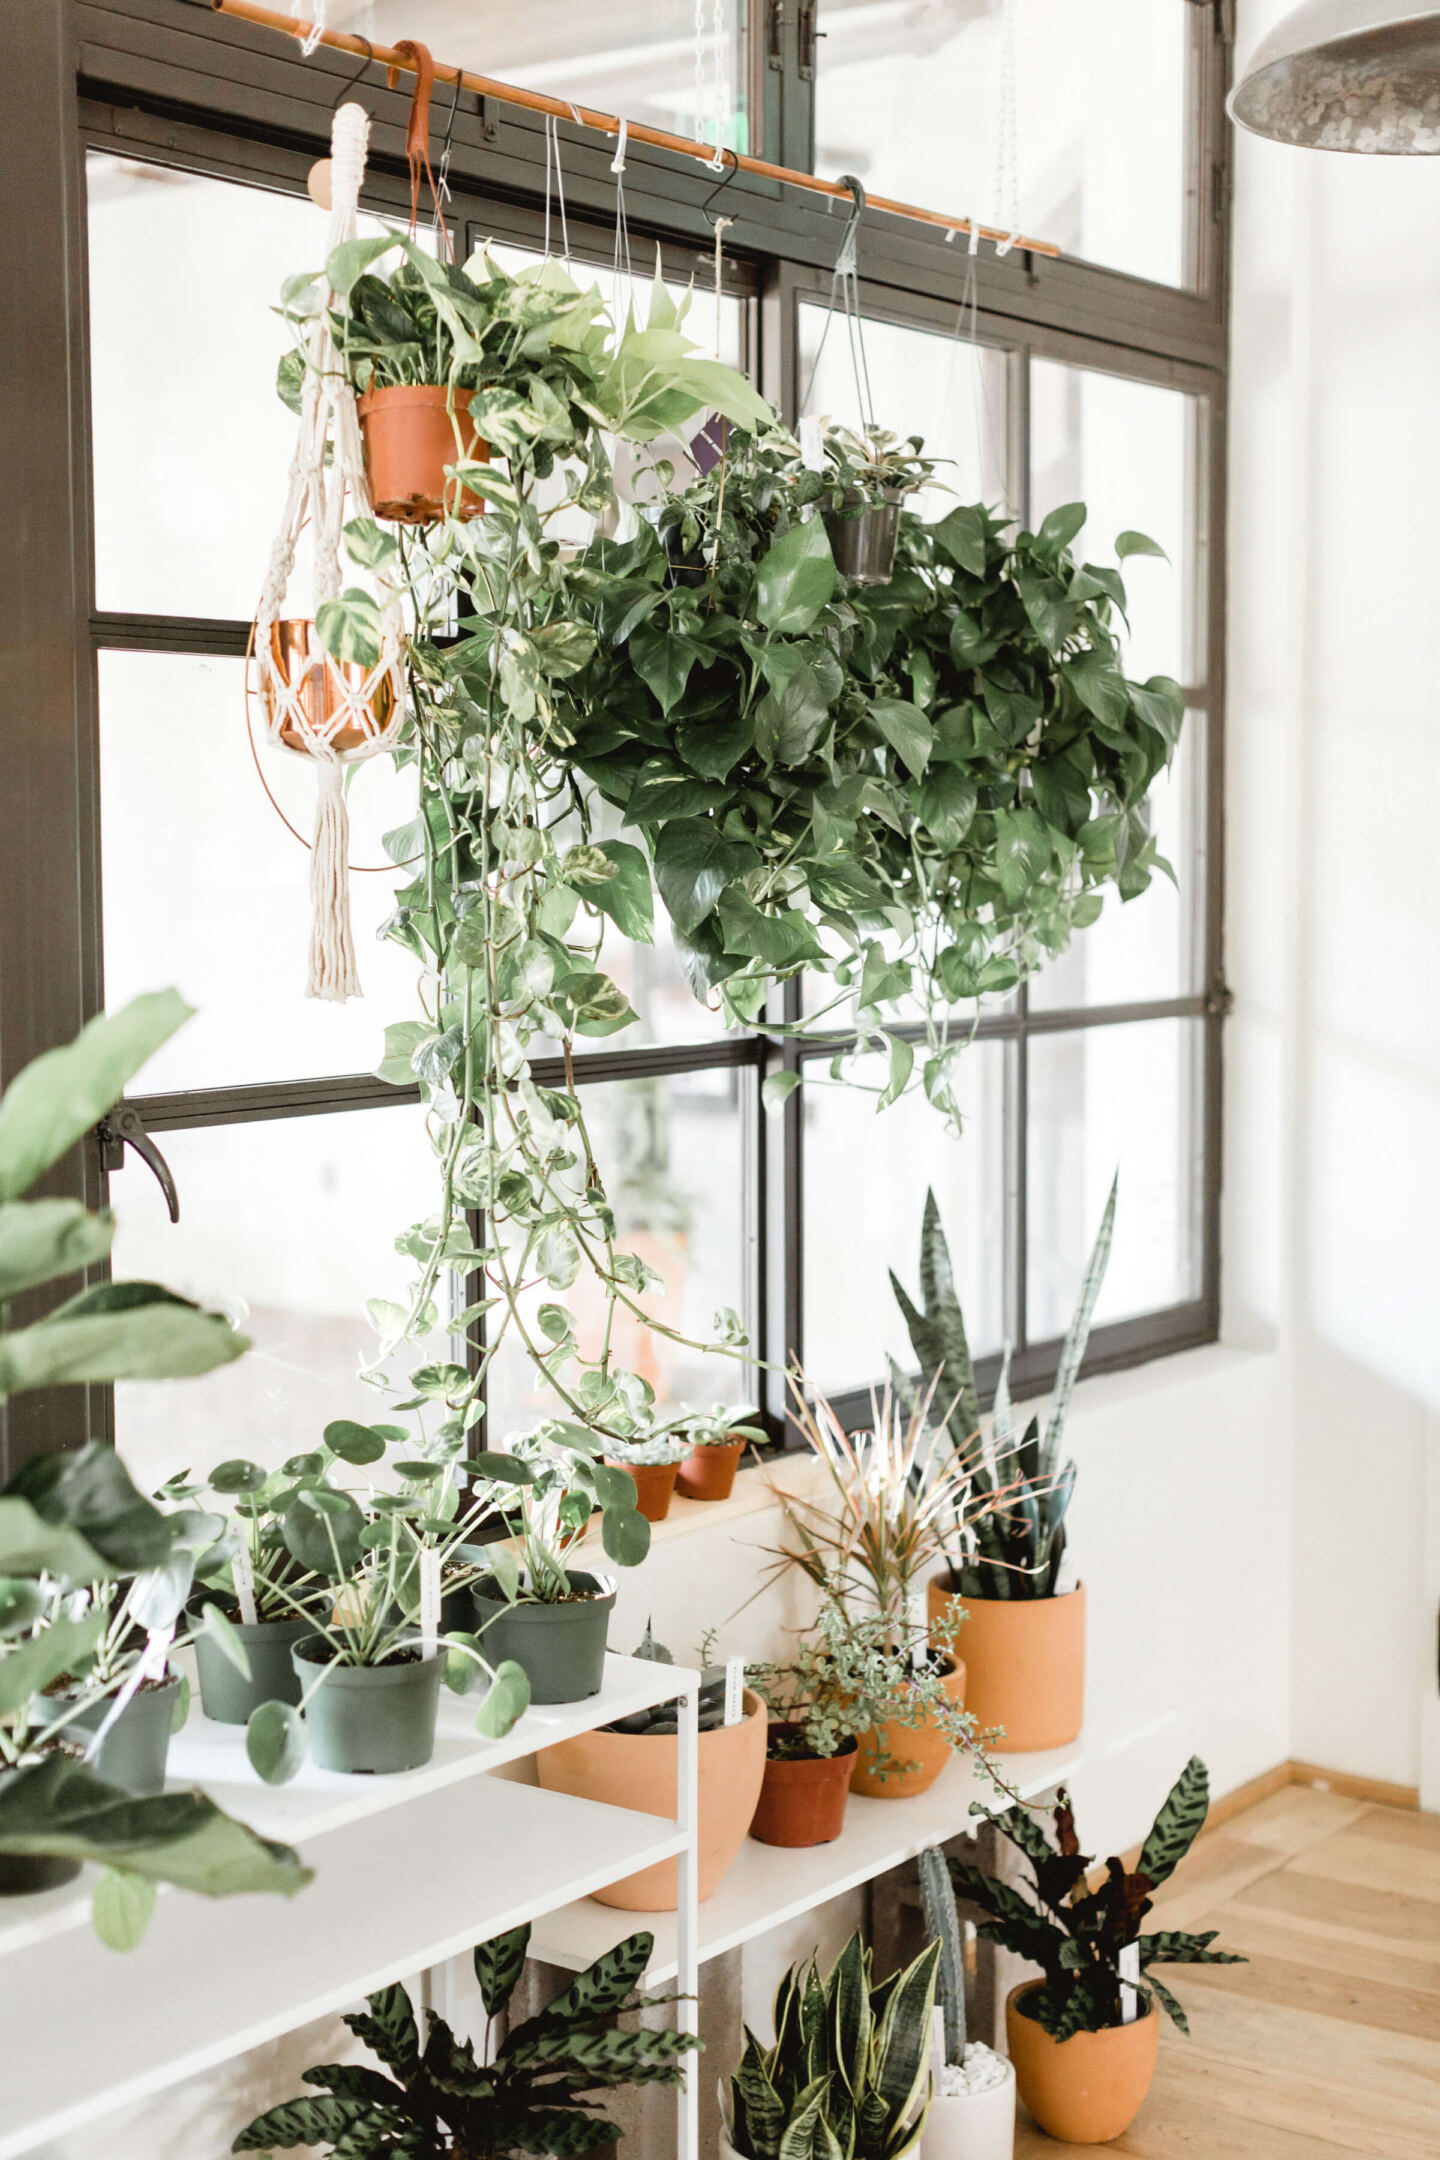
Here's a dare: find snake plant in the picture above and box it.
[889,1175,1117,1599]
[917,1845,968,2070]
[725,1928,939,2160]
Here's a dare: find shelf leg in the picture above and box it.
[675,1677,700,2160]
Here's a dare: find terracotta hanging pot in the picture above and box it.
[263,617,396,755]
[676,1437,746,1502]
[1005,1984,1158,2144]
[607,1458,680,1524]
[749,1730,857,1847]
[356,384,490,524]
[928,1575,1086,1752]
[849,1656,967,1800]
[535,1687,767,1909]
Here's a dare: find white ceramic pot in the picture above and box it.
[921,2054,1016,2160]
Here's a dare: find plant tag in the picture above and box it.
[929,2003,947,2085]
[231,1543,259,1628]
[724,1657,745,1725]
[84,1626,175,1766]
[1118,1940,1140,2024]
[419,1549,443,1660]
[1054,1555,1079,1597]
[910,1588,928,1673]
[798,414,825,472]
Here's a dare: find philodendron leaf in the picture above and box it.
[0,991,191,1204]
[0,1498,117,1585]
[92,1868,158,1953]
[0,1287,248,1396]
[247,1699,307,1786]
[755,516,837,635]
[316,589,384,671]
[475,1657,530,1738]
[761,1070,801,1115]
[869,699,934,779]
[1115,529,1168,562]
[0,1199,115,1302]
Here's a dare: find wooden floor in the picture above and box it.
[1014,1786,1440,2157]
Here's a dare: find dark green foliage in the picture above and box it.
[954,1758,1245,2039]
[917,1845,968,2069]
[232,1927,698,2158]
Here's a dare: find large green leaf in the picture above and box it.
[232,2094,376,2152]
[755,655,832,768]
[474,1922,531,2017]
[1136,1756,1210,1890]
[583,840,655,945]
[0,1611,104,1716]
[653,819,759,936]
[992,807,1053,908]
[0,1199,115,1302]
[868,699,933,780]
[0,992,191,1203]
[755,518,837,636]
[4,1441,173,1571]
[0,1497,117,1584]
[0,1292,248,1395]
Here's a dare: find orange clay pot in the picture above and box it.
[357,384,490,524]
[676,1437,746,1502]
[606,1458,679,1524]
[265,617,395,754]
[849,1657,966,1799]
[1006,1983,1158,2144]
[928,1574,1086,1752]
[749,1732,857,1847]
[536,1687,767,1909]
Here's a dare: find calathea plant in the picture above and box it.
[952,1758,1244,2038]
[891,1177,1117,1599]
[233,1921,698,2158]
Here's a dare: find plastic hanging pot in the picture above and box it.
[469,1571,616,1706]
[676,1438,746,1502]
[292,1634,444,1774]
[263,618,396,753]
[34,1673,183,1798]
[748,1730,857,1848]
[0,1767,82,1898]
[607,1459,679,1523]
[187,1595,313,1726]
[821,485,903,585]
[357,384,490,525]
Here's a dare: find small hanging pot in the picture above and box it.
[261,618,398,756]
[822,486,903,585]
[357,384,490,524]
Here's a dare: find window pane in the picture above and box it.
[1030,710,1207,1011]
[1030,359,1200,686]
[814,0,1191,287]
[484,1067,758,1437]
[1026,1018,1202,1339]
[802,1041,1006,1395]
[799,306,1010,512]
[111,1107,442,1491]
[333,2,750,151]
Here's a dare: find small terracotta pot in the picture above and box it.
[536,1687,767,1909]
[1006,1983,1157,2144]
[676,1438,745,1502]
[749,1731,857,1847]
[265,617,396,754]
[357,383,490,524]
[849,1657,967,1799]
[928,1575,1085,1752]
[607,1458,679,1524]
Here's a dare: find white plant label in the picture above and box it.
[231,1543,259,1628]
[1118,1941,1140,2024]
[798,415,825,472]
[419,1549,443,1660]
[910,1587,928,1673]
[724,1657,746,1726]
[1053,1555,1079,1597]
[86,1625,175,1765]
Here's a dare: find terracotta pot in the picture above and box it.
[749,1731,857,1847]
[357,383,490,524]
[676,1437,745,1502]
[536,1687,767,1909]
[607,1458,679,1524]
[921,2054,1016,2159]
[928,1576,1086,1752]
[265,617,396,754]
[850,1657,967,1799]
[1006,1983,1157,2144]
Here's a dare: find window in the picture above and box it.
[0,0,1230,1477]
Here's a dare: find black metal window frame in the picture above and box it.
[0,0,1232,1475]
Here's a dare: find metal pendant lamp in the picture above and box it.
[1229,2,1440,148]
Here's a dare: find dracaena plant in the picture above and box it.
[952,1757,1245,2039]
[890,1175,1117,1600]
[725,1928,940,2160]
[233,1921,698,2159]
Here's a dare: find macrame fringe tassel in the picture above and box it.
[307,759,361,1001]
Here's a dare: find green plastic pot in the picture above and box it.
[187,1596,313,1725]
[292,1635,443,1774]
[470,1570,616,1705]
[0,1768,81,1898]
[441,1543,499,1634]
[36,1673,182,1797]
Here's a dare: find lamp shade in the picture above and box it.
[1229,2,1440,148]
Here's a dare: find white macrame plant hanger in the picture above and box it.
[254,99,406,1002]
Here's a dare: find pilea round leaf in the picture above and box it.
[247,1699,307,1785]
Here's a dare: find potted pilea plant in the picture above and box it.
[673,1402,768,1502]
[917,1845,1015,2160]
[536,1621,766,1910]
[951,1759,1243,2145]
[893,1178,1116,1751]
[812,420,939,585]
[233,1921,699,2157]
[722,1928,940,2160]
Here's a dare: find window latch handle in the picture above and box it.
[96,1105,180,1224]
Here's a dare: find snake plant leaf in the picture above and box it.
[0,990,190,1204]
[918,1845,967,2068]
[869,1936,938,2129]
[1040,1170,1118,1479]
[828,1929,871,2098]
[775,2078,831,2160]
[473,1922,532,2018]
[0,1198,115,1302]
[1136,1754,1209,1889]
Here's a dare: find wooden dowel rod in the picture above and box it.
[209,0,1061,259]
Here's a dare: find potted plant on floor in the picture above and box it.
[811,419,938,584]
[894,1177,1117,1751]
[672,1402,768,1502]
[535,1622,767,1911]
[233,1920,699,2155]
[917,1845,1015,2159]
[950,1758,1243,2144]
[722,1928,940,2160]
